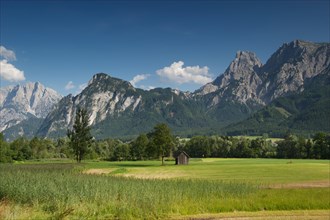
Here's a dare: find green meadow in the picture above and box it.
[0,158,329,219]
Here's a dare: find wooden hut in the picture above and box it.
[175,151,190,165]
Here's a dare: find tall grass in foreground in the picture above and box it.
[0,164,329,219]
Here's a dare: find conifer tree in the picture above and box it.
[67,108,93,162]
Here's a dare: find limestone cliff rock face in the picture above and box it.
[37,74,142,136]
[195,51,263,106]
[74,73,142,125]
[0,82,62,132]
[259,40,330,102]
[195,40,329,107]
[37,73,192,138]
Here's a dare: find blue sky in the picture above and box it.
[1,0,329,95]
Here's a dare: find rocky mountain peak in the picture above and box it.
[0,82,62,132]
[235,50,261,63]
[88,73,110,86]
[289,39,322,50]
[196,40,329,106]
[226,51,262,74]
[292,39,307,47]
[194,50,264,105]
[259,40,330,102]
[87,73,135,93]
[263,40,322,72]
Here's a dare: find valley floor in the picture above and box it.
[0,158,329,219]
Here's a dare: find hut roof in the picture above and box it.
[174,150,190,158]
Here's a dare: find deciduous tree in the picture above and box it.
[131,133,149,160]
[150,123,173,165]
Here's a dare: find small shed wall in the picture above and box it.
[176,152,189,165]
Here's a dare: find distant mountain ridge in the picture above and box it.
[2,40,329,140]
[196,40,330,105]
[0,82,62,139]
[37,73,209,139]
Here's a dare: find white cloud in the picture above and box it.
[65,81,75,90]
[0,45,16,61]
[0,46,24,82]
[0,59,25,82]
[130,74,150,87]
[156,61,212,85]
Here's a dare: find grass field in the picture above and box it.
[232,135,284,143]
[0,158,329,219]
[84,158,329,184]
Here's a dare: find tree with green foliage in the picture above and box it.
[0,133,12,163]
[29,137,46,159]
[305,139,313,159]
[10,137,31,161]
[114,142,130,161]
[67,108,93,163]
[56,138,71,158]
[150,123,173,165]
[131,133,149,160]
[313,132,330,159]
[276,134,306,159]
[185,136,211,158]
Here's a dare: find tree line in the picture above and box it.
[0,109,329,163]
[1,131,329,163]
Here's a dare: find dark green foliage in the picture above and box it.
[55,138,72,158]
[184,136,210,158]
[28,137,56,159]
[276,135,305,159]
[67,108,93,163]
[1,132,329,163]
[312,132,330,159]
[113,143,130,161]
[0,136,71,162]
[148,123,174,165]
[276,133,330,159]
[94,138,118,160]
[10,137,31,161]
[184,136,275,159]
[0,133,12,162]
[250,137,275,158]
[130,134,149,160]
[182,134,330,160]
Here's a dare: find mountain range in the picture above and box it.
[0,82,62,140]
[1,40,329,140]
